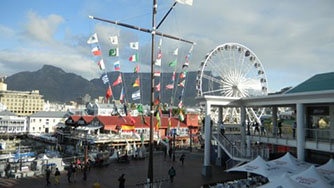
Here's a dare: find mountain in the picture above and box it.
[5,65,199,106]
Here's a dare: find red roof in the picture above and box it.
[82,116,95,123]
[70,115,81,122]
[68,115,188,130]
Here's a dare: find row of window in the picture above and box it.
[0,121,25,125]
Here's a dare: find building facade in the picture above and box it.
[0,81,44,116]
[0,110,27,135]
[28,111,70,134]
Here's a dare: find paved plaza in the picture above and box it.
[0,152,245,188]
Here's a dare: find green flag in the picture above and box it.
[137,104,143,113]
[109,48,119,56]
[169,59,177,67]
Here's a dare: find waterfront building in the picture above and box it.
[0,81,44,116]
[198,72,334,176]
[28,111,70,134]
[0,110,27,135]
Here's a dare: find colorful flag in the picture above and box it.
[114,61,120,71]
[134,65,140,73]
[98,59,105,70]
[179,110,185,121]
[155,50,162,66]
[109,48,119,56]
[112,73,122,86]
[178,100,183,108]
[129,42,139,50]
[91,46,101,56]
[165,84,174,90]
[179,71,187,79]
[182,61,189,69]
[137,104,143,113]
[155,83,160,92]
[109,36,118,45]
[156,111,161,130]
[87,33,98,44]
[173,48,179,56]
[178,80,185,87]
[175,0,193,6]
[105,86,112,99]
[153,72,160,77]
[172,71,176,81]
[128,115,136,124]
[168,118,171,133]
[132,90,140,100]
[129,53,138,62]
[154,97,160,105]
[120,87,125,103]
[133,78,140,87]
[101,74,109,84]
[169,59,177,67]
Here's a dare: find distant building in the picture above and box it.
[0,110,27,135]
[86,102,116,116]
[28,111,70,134]
[0,81,44,116]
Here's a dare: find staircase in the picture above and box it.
[212,132,269,168]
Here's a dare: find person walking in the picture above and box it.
[180,153,185,166]
[5,161,10,178]
[83,165,87,181]
[67,168,72,183]
[54,168,60,185]
[71,163,76,182]
[45,166,51,186]
[118,174,126,188]
[168,166,176,183]
[278,120,282,138]
[219,122,225,135]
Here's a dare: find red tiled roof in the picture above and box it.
[82,116,95,123]
[68,115,189,130]
[70,115,81,122]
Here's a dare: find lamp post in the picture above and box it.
[173,128,176,162]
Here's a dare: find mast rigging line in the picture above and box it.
[88,15,196,45]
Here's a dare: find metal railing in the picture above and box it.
[213,132,269,162]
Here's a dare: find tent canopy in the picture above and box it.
[259,173,305,188]
[227,156,270,177]
[291,165,332,188]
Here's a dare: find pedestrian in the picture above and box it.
[71,163,76,182]
[168,166,176,183]
[254,122,260,135]
[67,168,72,183]
[293,122,296,138]
[83,165,87,181]
[180,153,185,166]
[45,166,51,186]
[5,161,10,178]
[118,174,126,188]
[247,121,251,135]
[219,122,225,135]
[278,120,282,138]
[55,167,60,185]
[168,147,172,159]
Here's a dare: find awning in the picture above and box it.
[76,126,102,131]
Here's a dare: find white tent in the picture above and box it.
[316,159,334,186]
[268,152,310,172]
[290,165,332,188]
[227,156,270,177]
[259,173,305,188]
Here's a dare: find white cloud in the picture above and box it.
[23,10,64,43]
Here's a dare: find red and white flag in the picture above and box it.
[91,46,101,56]
[129,53,138,62]
[112,73,122,86]
[153,72,161,77]
[105,86,112,100]
[155,83,160,92]
[165,84,174,90]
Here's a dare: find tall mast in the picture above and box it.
[148,0,157,184]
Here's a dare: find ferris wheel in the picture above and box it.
[196,42,268,124]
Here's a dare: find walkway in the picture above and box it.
[0,152,246,188]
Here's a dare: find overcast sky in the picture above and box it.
[0,0,333,92]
